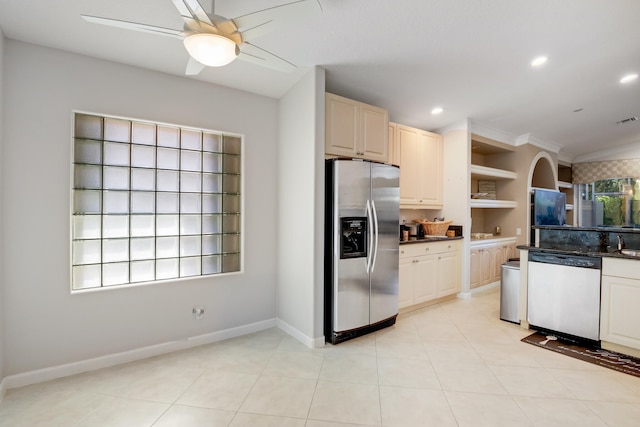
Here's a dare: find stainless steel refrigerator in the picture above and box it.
[324,159,400,344]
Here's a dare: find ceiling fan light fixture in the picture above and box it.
[184,33,238,67]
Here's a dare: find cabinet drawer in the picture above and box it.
[602,258,640,279]
[400,241,458,258]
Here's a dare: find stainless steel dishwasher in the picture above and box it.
[527,252,602,341]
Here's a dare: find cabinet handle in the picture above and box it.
[425,247,430,251]
[401,250,405,254]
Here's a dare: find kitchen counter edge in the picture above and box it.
[400,236,464,245]
[516,245,640,260]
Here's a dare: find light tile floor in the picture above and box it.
[2,289,640,426]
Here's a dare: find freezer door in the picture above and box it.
[332,160,371,332]
[370,162,400,324]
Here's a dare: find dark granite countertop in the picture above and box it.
[526,225,640,260]
[400,236,464,245]
[532,225,640,233]
[516,245,640,260]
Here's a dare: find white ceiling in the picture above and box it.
[1,0,639,160]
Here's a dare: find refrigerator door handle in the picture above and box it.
[366,199,374,273]
[370,199,379,273]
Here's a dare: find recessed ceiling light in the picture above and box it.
[620,73,638,83]
[431,107,443,115]
[531,56,548,67]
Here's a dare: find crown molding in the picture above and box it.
[469,121,517,145]
[514,133,563,153]
[466,122,565,154]
[573,141,640,163]
[557,153,574,164]
[436,118,469,134]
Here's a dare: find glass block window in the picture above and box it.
[72,113,241,290]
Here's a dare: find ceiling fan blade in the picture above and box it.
[238,42,296,72]
[81,15,184,39]
[185,57,206,75]
[171,0,215,27]
[233,0,321,41]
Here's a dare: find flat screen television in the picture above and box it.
[533,189,566,226]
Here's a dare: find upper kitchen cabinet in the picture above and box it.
[325,93,389,163]
[395,123,443,209]
[388,122,400,166]
[470,135,517,209]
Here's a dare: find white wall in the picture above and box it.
[276,67,325,346]
[440,122,471,293]
[0,29,6,390]
[2,40,280,376]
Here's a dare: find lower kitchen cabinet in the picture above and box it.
[601,258,640,351]
[469,239,517,289]
[399,240,461,309]
[437,251,459,296]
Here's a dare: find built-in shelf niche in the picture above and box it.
[469,134,519,241]
[558,162,575,223]
[470,135,517,209]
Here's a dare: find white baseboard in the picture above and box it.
[458,281,500,299]
[186,318,277,347]
[0,376,7,404]
[2,318,277,392]
[471,281,500,294]
[457,291,472,299]
[276,318,325,349]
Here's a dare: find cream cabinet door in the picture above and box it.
[325,93,359,157]
[418,131,443,206]
[601,274,640,350]
[361,104,388,162]
[414,255,438,303]
[509,243,518,260]
[398,256,414,309]
[480,248,493,286]
[398,124,443,208]
[502,244,513,262]
[469,249,482,289]
[492,246,504,282]
[437,251,459,297]
[398,126,421,204]
[325,93,388,162]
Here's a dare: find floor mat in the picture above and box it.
[522,331,640,378]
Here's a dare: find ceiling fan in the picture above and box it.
[81,0,321,75]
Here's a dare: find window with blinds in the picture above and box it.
[72,113,241,290]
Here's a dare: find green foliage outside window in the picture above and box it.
[589,178,640,226]
[595,195,624,225]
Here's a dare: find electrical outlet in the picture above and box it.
[192,306,205,320]
[516,228,522,236]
